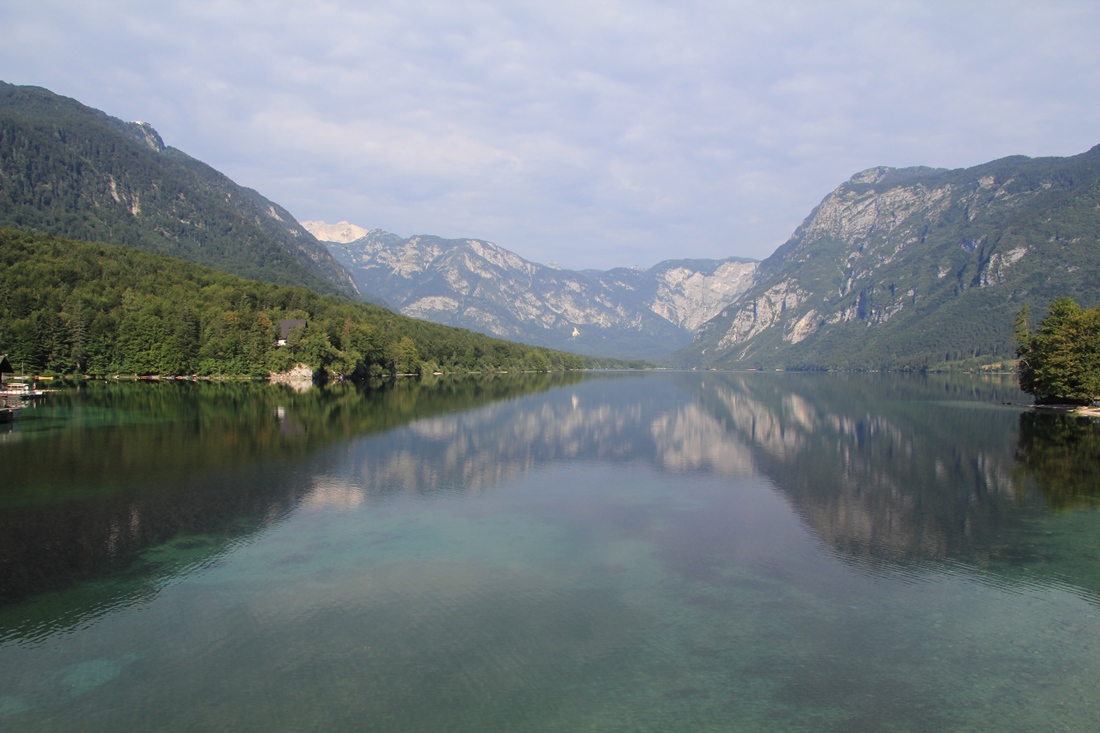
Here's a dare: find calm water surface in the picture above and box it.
[2,372,1100,731]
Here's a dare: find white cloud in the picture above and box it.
[2,0,1099,269]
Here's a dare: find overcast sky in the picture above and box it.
[4,1,1099,270]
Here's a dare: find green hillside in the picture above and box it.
[0,82,357,298]
[0,228,643,378]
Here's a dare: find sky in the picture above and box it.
[3,1,1100,271]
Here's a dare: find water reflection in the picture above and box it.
[306,370,1090,586]
[328,375,721,500]
[8,372,1100,731]
[5,371,1098,634]
[1015,411,1100,510]
[680,372,1033,567]
[649,402,752,475]
[0,375,582,619]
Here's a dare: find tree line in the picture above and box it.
[0,228,648,378]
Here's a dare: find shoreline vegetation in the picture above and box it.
[0,228,650,380]
[1015,297,1100,414]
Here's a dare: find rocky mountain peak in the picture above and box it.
[300,220,370,244]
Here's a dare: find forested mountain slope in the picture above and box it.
[0,82,358,298]
[674,145,1100,370]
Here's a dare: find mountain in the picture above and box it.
[674,145,1100,370]
[304,225,757,360]
[0,82,358,298]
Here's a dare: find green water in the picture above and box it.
[2,372,1100,731]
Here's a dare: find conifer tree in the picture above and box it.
[1016,298,1100,403]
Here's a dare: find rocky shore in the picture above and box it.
[268,364,315,391]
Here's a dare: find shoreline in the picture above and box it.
[1032,404,1100,418]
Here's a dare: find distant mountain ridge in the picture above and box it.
[673,145,1100,370]
[304,224,757,360]
[0,82,358,298]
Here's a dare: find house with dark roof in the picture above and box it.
[277,320,307,347]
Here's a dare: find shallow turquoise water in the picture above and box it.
[2,373,1099,731]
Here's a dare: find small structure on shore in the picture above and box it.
[277,319,307,347]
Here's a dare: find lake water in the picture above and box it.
[2,372,1100,732]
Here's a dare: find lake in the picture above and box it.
[2,371,1099,732]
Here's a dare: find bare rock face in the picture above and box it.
[313,225,758,361]
[128,121,166,152]
[646,260,758,331]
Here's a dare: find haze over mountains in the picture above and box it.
[3,80,1099,370]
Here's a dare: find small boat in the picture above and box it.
[0,381,45,398]
[0,405,21,423]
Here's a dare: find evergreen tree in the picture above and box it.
[1016,297,1100,402]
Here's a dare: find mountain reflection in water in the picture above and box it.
[687,373,1031,563]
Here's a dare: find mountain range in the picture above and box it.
[305,224,757,360]
[306,148,1100,369]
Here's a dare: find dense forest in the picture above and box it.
[0,228,647,378]
[1015,297,1100,402]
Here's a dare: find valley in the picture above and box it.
[3,80,1099,371]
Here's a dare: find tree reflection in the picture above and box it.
[1015,412,1100,510]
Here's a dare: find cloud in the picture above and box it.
[2,0,1099,269]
